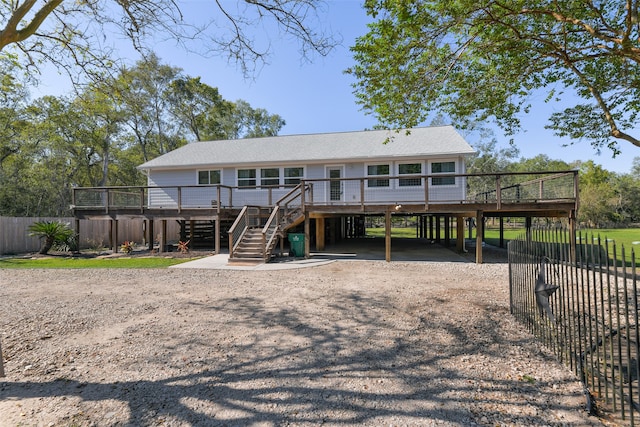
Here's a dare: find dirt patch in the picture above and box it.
[0,261,609,426]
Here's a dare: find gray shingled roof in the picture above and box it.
[137,126,475,170]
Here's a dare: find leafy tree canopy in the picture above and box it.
[349,0,640,156]
[0,54,286,216]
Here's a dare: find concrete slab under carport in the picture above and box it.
[310,237,470,262]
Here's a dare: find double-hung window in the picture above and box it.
[284,167,304,185]
[260,168,280,187]
[431,161,456,186]
[367,164,390,188]
[237,169,257,188]
[198,170,221,185]
[398,163,422,187]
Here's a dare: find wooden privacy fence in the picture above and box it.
[509,228,639,425]
[0,217,180,255]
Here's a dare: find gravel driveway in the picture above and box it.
[0,260,608,426]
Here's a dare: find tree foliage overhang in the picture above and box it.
[349,0,640,156]
[0,0,337,82]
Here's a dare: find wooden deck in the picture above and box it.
[72,170,579,263]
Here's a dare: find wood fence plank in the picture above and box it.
[0,217,180,255]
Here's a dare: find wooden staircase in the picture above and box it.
[230,228,271,262]
[228,184,309,264]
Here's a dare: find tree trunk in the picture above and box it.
[39,237,54,255]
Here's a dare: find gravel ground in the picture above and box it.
[0,259,610,426]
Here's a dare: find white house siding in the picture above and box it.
[144,156,469,208]
[147,170,219,209]
[305,157,467,205]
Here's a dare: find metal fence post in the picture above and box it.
[0,337,5,377]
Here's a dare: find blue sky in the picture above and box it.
[34,0,638,174]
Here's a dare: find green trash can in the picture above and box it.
[288,233,305,257]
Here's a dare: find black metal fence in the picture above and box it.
[508,228,639,425]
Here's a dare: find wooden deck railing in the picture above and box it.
[72,170,579,214]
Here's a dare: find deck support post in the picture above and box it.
[429,215,435,240]
[456,216,465,253]
[444,216,451,247]
[111,219,119,253]
[0,337,4,377]
[280,232,285,255]
[108,220,113,251]
[74,219,80,252]
[316,217,325,251]
[569,209,577,264]
[475,211,484,264]
[160,220,167,253]
[215,218,220,254]
[499,217,505,248]
[147,220,154,251]
[385,210,392,262]
[304,215,310,258]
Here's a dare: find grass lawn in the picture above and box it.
[366,225,524,243]
[0,256,196,269]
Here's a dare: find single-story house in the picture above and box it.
[136,126,475,208]
[72,126,579,263]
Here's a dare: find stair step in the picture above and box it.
[235,249,263,255]
[239,245,262,250]
[228,258,264,265]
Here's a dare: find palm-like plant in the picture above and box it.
[27,221,74,255]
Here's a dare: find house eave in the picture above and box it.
[137,151,477,173]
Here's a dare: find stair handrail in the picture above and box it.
[261,205,282,261]
[228,205,249,258]
[276,183,311,222]
[275,183,309,208]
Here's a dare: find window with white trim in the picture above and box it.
[367,164,390,188]
[398,163,422,187]
[261,168,280,186]
[431,161,456,186]
[284,167,304,185]
[198,170,221,185]
[237,169,257,187]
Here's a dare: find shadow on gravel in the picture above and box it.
[1,288,591,426]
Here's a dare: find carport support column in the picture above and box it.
[0,337,4,377]
[215,218,220,254]
[569,209,577,264]
[475,211,484,264]
[147,220,154,251]
[315,217,325,251]
[159,220,167,253]
[525,216,532,242]
[444,216,450,246]
[456,216,465,253]
[429,216,434,240]
[385,210,392,262]
[304,215,310,258]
